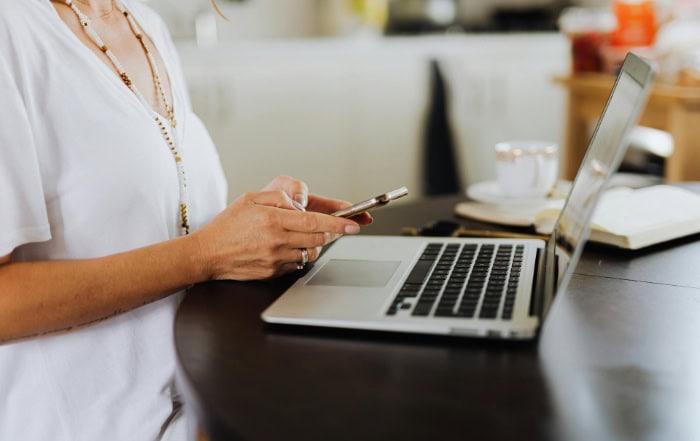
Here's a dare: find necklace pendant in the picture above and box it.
[170,118,177,129]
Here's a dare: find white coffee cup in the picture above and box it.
[495,141,559,199]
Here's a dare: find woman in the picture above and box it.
[0,0,371,439]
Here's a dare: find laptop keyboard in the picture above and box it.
[386,243,524,320]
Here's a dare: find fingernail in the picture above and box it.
[344,224,360,235]
[294,193,308,208]
[291,200,306,212]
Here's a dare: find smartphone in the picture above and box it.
[331,186,408,218]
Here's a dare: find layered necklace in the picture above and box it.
[63,0,190,235]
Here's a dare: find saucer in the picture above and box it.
[466,180,570,206]
[455,201,546,227]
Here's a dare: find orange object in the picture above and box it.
[612,0,657,46]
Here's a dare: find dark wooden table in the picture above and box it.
[175,191,700,441]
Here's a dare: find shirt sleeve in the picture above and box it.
[0,53,51,256]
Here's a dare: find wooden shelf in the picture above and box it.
[555,74,700,182]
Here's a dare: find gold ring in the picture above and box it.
[297,248,309,270]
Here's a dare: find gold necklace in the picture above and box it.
[63,0,190,235]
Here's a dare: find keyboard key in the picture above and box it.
[406,260,435,284]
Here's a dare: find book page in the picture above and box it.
[592,186,700,235]
[533,185,700,238]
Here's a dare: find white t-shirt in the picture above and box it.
[0,1,227,440]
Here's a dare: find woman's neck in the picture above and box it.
[71,0,115,17]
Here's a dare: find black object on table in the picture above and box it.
[175,193,700,441]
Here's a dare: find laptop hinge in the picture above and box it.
[540,235,559,318]
[529,235,558,318]
[528,248,544,317]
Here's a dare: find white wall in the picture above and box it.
[179,38,428,202]
[177,34,569,203]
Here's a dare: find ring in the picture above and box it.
[296,248,309,270]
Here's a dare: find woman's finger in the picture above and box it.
[262,176,309,209]
[279,211,360,235]
[293,181,309,209]
[283,231,340,249]
[273,245,322,271]
[248,190,300,211]
[306,195,373,225]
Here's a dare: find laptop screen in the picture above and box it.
[553,54,655,288]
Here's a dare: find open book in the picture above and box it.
[455,185,700,250]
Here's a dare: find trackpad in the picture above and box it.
[307,259,400,287]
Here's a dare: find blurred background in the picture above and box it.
[142,0,700,203]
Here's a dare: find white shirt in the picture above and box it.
[0,1,227,440]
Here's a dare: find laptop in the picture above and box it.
[262,53,655,339]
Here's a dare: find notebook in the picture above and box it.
[262,53,655,339]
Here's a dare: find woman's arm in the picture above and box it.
[0,190,362,344]
[0,233,203,343]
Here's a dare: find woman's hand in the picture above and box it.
[192,189,363,281]
[262,175,373,225]
[0,177,371,341]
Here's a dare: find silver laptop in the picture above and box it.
[262,53,655,339]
